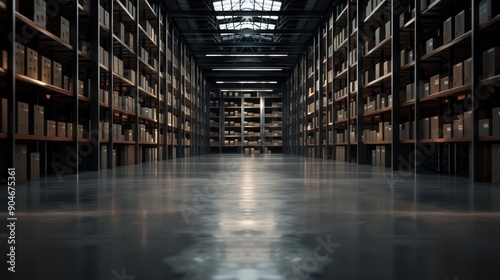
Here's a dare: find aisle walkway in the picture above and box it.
[3,154,500,280]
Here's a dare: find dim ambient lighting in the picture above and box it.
[212,68,283,71]
[206,54,288,57]
[220,89,274,92]
[216,81,278,84]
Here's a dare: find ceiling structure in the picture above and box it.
[165,0,335,86]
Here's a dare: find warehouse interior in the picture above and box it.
[1,0,500,279]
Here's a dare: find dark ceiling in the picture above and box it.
[164,0,336,84]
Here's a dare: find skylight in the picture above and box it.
[213,0,282,23]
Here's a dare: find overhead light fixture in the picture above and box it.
[220,89,274,92]
[216,81,278,84]
[212,68,282,71]
[206,54,288,57]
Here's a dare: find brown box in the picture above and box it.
[464,58,472,84]
[431,116,443,138]
[57,122,66,137]
[383,61,391,75]
[67,123,73,138]
[443,124,452,138]
[453,62,463,87]
[19,0,47,28]
[430,74,440,94]
[1,98,7,134]
[443,17,454,44]
[30,152,40,180]
[2,50,7,69]
[15,144,27,182]
[78,124,84,139]
[15,43,25,75]
[455,10,470,38]
[381,146,391,167]
[39,56,52,84]
[52,61,62,87]
[483,47,500,78]
[426,37,442,54]
[421,82,430,97]
[26,47,38,79]
[17,102,29,135]
[422,118,430,139]
[440,76,450,91]
[45,120,56,136]
[33,105,44,136]
[48,15,70,44]
[376,146,382,167]
[463,111,473,137]
[479,119,491,136]
[453,119,464,138]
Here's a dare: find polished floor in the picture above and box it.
[2,154,500,280]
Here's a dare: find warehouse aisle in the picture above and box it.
[4,154,500,280]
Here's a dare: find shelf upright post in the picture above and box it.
[134,1,141,164]
[356,0,366,164]
[414,0,422,174]
[156,4,161,161]
[391,0,401,171]
[107,0,114,169]
[471,0,479,181]
[162,9,169,161]
[71,1,80,175]
[7,0,16,173]
[89,0,101,171]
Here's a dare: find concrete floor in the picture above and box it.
[2,154,500,280]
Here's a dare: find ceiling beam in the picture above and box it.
[179,29,316,35]
[167,11,324,19]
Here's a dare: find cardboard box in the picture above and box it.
[430,75,440,94]
[57,121,66,137]
[443,123,452,138]
[17,102,29,135]
[479,0,499,26]
[483,47,500,78]
[381,146,391,167]
[453,119,464,138]
[376,146,382,167]
[372,150,377,166]
[19,0,47,28]
[45,120,56,136]
[375,26,385,45]
[67,123,73,138]
[78,80,84,96]
[52,61,62,87]
[463,111,473,137]
[479,119,491,136]
[1,98,7,133]
[124,69,136,84]
[114,22,125,41]
[15,145,27,182]
[431,116,443,138]
[443,17,453,44]
[426,37,442,54]
[48,15,70,44]
[101,145,107,169]
[15,43,25,75]
[455,10,470,38]
[78,124,84,139]
[453,62,463,87]
[26,47,38,79]
[30,153,40,180]
[383,61,391,75]
[422,117,430,139]
[33,105,44,136]
[440,76,450,91]
[401,49,408,67]
[39,56,52,84]
[1,50,7,70]
[421,82,430,97]
[464,58,472,85]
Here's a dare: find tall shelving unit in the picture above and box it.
[209,91,283,154]
[0,0,209,181]
[284,0,500,182]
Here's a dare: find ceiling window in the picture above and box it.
[213,0,282,24]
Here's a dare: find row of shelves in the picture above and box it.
[284,0,500,182]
